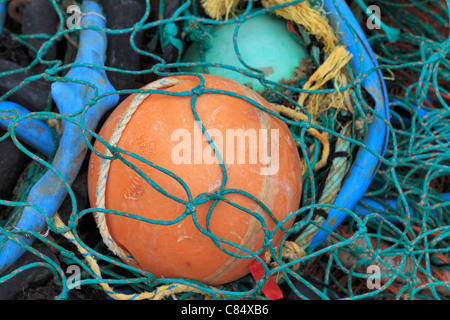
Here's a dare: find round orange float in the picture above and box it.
[88,74,302,285]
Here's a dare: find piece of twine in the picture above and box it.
[94,77,182,265]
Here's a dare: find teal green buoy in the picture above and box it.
[181,11,311,92]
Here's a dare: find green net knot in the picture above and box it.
[183,21,214,50]
[185,202,197,216]
[161,22,184,53]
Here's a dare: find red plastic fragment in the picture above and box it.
[249,253,283,300]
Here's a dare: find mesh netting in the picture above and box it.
[0,0,449,300]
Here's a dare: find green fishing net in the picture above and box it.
[0,0,449,300]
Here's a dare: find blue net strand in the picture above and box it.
[0,0,449,300]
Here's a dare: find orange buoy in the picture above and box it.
[88,74,302,285]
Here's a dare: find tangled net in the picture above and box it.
[0,0,449,300]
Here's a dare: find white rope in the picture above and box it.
[95,77,181,263]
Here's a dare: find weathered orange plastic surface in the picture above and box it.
[88,74,302,285]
